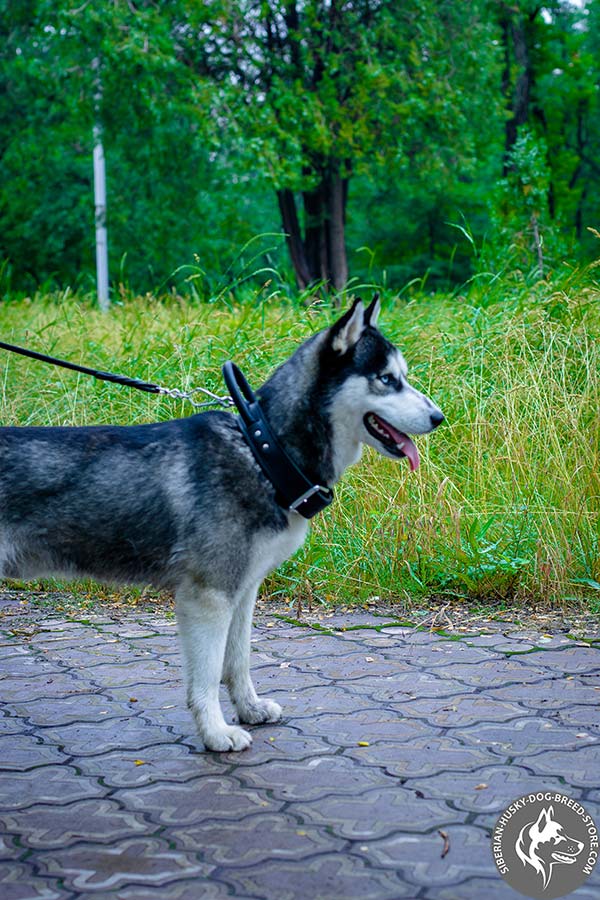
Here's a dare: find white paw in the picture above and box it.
[203,724,253,752]
[238,698,282,725]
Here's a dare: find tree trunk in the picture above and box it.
[303,184,327,284]
[276,170,349,292]
[277,188,312,289]
[325,168,348,291]
[500,9,534,173]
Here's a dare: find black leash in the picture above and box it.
[0,339,332,519]
[0,339,232,409]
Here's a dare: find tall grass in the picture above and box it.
[0,270,598,610]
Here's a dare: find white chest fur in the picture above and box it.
[247,513,309,587]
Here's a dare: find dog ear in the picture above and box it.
[533,807,551,834]
[329,298,365,355]
[364,293,381,328]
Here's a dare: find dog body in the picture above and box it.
[0,298,442,750]
[516,806,584,889]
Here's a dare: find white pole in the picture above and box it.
[93,127,109,310]
[92,58,109,310]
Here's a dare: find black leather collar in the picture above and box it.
[222,362,334,519]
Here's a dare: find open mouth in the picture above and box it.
[363,413,420,471]
[552,852,578,864]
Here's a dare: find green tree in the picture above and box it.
[172,0,501,290]
[489,0,600,272]
[0,1,279,294]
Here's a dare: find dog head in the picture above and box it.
[323,295,444,472]
[516,806,585,889]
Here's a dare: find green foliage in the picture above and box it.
[0,0,599,294]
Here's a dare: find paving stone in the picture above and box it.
[423,875,526,899]
[7,693,132,727]
[433,658,552,687]
[0,764,105,810]
[353,824,496,887]
[406,764,580,813]
[345,734,499,776]
[35,836,208,892]
[521,744,600,787]
[377,625,416,636]
[489,675,600,709]
[89,880,232,900]
[105,681,183,709]
[171,811,344,866]
[289,785,464,840]
[552,703,600,730]
[350,670,479,701]
[506,632,577,649]
[289,654,406,682]
[402,641,501,668]
[464,634,520,648]
[221,852,415,900]
[454,716,599,757]
[86,877,232,900]
[394,692,526,727]
[0,798,148,849]
[0,670,96,703]
[0,654,66,677]
[2,609,600,900]
[233,755,389,802]
[231,724,332,762]
[0,733,70,771]
[115,775,284,826]
[0,862,69,900]
[0,644,33,661]
[252,667,327,693]
[296,708,436,748]
[72,659,172,688]
[40,716,177,756]
[268,684,368,716]
[0,715,28,736]
[77,742,231,788]
[516,645,600,673]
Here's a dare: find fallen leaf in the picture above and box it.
[438,829,450,858]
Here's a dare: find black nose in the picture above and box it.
[430,410,445,429]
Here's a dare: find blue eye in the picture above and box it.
[378,373,393,385]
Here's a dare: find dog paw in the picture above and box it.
[237,698,282,725]
[203,725,253,752]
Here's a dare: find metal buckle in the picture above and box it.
[289,484,328,511]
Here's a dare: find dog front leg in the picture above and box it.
[223,583,282,725]
[176,581,252,752]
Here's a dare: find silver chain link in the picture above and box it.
[156,385,235,409]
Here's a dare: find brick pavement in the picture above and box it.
[0,600,599,900]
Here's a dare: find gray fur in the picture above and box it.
[0,300,443,751]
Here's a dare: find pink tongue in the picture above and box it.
[381,420,420,471]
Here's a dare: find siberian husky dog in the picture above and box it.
[0,296,443,751]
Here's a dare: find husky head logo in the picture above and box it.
[515,805,585,890]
